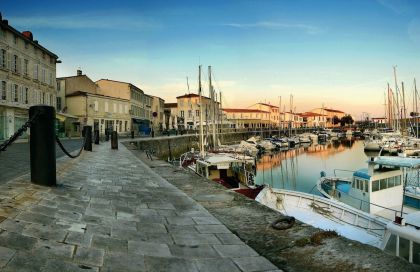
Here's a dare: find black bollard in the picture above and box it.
[105,129,109,141]
[84,126,92,151]
[94,130,99,145]
[29,105,56,186]
[131,130,134,139]
[111,131,118,150]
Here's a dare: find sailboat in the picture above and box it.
[187,65,263,197]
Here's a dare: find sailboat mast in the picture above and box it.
[393,66,400,131]
[278,96,281,138]
[198,65,205,158]
[219,91,223,138]
[208,66,217,150]
[415,78,419,138]
[402,81,407,135]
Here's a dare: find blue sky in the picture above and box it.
[1,0,420,118]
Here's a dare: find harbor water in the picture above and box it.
[255,138,370,195]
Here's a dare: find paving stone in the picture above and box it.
[194,258,241,272]
[85,207,115,219]
[102,252,146,272]
[0,218,28,233]
[232,257,278,272]
[166,225,199,234]
[213,245,259,258]
[55,210,83,221]
[22,223,68,242]
[147,203,176,210]
[29,204,58,215]
[15,211,55,225]
[65,231,93,247]
[195,224,231,234]
[169,244,220,258]
[32,240,75,259]
[128,241,172,257]
[0,232,37,250]
[172,233,220,246]
[74,247,105,267]
[166,216,196,226]
[136,223,167,233]
[91,235,127,253]
[43,259,99,272]
[2,252,48,272]
[0,246,15,268]
[192,216,220,225]
[216,233,243,245]
[144,256,198,272]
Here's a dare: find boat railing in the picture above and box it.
[333,169,356,176]
[321,180,409,216]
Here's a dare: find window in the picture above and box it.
[13,84,18,102]
[33,64,38,80]
[94,101,98,112]
[24,59,29,76]
[380,179,387,190]
[41,68,46,83]
[105,102,109,112]
[42,92,45,104]
[56,97,62,111]
[180,110,184,118]
[372,180,379,192]
[12,55,18,73]
[125,121,128,131]
[1,81,6,100]
[196,110,200,117]
[188,110,192,118]
[14,35,18,44]
[113,103,117,113]
[0,49,6,68]
[49,72,53,85]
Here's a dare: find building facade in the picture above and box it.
[176,93,220,130]
[96,79,151,135]
[151,96,165,132]
[0,15,58,140]
[299,112,327,128]
[222,108,270,129]
[310,108,346,127]
[57,71,130,135]
[164,102,178,130]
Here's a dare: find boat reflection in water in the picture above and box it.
[255,138,366,194]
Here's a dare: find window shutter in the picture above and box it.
[18,57,22,74]
[0,51,3,68]
[7,52,11,70]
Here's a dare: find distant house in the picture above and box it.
[310,108,347,127]
[222,108,270,129]
[299,112,327,128]
[164,102,178,129]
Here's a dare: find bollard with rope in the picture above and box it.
[1,105,88,187]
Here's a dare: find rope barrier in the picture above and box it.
[55,136,86,159]
[0,112,39,153]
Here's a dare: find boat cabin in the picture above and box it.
[381,211,420,265]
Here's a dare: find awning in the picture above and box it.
[56,112,78,122]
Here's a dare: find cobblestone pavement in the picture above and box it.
[0,142,280,272]
[0,138,84,184]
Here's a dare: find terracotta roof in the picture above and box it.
[176,93,211,100]
[324,108,344,113]
[222,108,270,113]
[300,112,327,117]
[164,103,177,108]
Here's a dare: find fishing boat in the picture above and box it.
[317,156,420,219]
[256,187,387,247]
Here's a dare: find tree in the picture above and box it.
[341,115,354,126]
[332,115,341,126]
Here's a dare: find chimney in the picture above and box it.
[77,69,82,76]
[22,31,34,41]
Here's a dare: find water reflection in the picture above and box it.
[255,138,368,195]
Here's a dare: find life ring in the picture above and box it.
[271,216,295,230]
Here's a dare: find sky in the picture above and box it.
[1,0,420,119]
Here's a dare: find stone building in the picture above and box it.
[57,71,131,135]
[310,108,347,127]
[0,14,59,140]
[151,95,165,132]
[164,102,178,130]
[222,108,270,129]
[176,93,220,130]
[96,79,151,135]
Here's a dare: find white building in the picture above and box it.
[0,14,59,141]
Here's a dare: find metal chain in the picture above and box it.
[0,112,39,153]
[55,135,86,159]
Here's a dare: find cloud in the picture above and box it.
[377,0,412,14]
[408,18,420,44]
[223,21,323,35]
[7,12,159,30]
